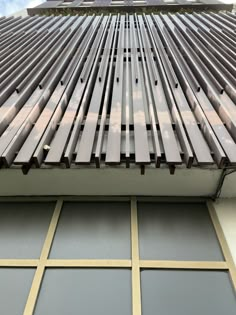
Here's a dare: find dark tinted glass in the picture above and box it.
[0,202,54,258]
[50,202,131,258]
[138,202,223,260]
[34,269,132,315]
[0,268,35,315]
[141,270,236,315]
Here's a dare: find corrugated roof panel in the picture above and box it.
[0,13,236,173]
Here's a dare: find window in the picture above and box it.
[0,268,35,315]
[59,1,73,6]
[138,202,223,261]
[34,269,131,315]
[49,201,131,259]
[0,202,54,258]
[141,270,236,315]
[111,0,125,5]
[0,197,235,315]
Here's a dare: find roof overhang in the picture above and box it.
[0,166,236,197]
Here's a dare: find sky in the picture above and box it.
[0,0,44,16]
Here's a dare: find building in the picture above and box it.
[28,0,234,14]
[0,2,236,315]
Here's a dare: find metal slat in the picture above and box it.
[0,14,236,170]
[153,15,224,165]
[156,14,236,165]
[105,15,125,164]
[0,16,19,32]
[193,13,236,47]
[179,14,236,70]
[125,14,131,166]
[129,15,150,165]
[161,14,224,96]
[38,16,85,89]
[75,16,111,164]
[145,14,193,167]
[1,30,50,83]
[0,21,78,133]
[170,14,236,103]
[17,17,90,93]
[185,14,236,55]
[61,16,101,85]
[142,16,182,165]
[44,17,104,165]
[63,16,111,166]
[136,15,162,167]
[0,32,37,64]
[95,16,120,167]
[13,18,92,167]
[33,19,101,166]
[0,16,24,34]
[167,15,236,144]
[0,89,43,162]
[206,12,236,35]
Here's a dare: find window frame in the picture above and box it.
[0,196,235,315]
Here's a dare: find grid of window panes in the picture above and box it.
[0,199,235,315]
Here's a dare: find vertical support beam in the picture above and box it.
[131,197,142,315]
[207,200,236,292]
[23,198,63,315]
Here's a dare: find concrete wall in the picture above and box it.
[214,198,236,266]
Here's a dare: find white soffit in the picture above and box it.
[0,167,229,197]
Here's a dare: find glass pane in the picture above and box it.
[34,269,132,315]
[50,202,131,258]
[138,202,223,260]
[141,270,236,315]
[0,268,35,315]
[0,202,54,258]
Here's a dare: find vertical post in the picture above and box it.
[23,198,63,315]
[207,200,236,292]
[131,197,142,315]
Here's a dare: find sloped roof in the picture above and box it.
[0,13,236,173]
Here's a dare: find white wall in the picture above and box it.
[214,198,236,266]
[0,167,221,196]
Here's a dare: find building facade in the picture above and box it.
[0,3,236,315]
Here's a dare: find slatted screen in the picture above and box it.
[1,14,236,173]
